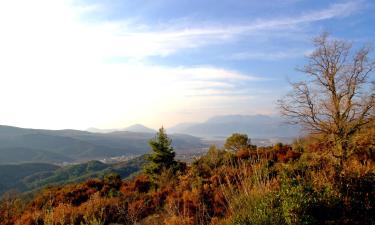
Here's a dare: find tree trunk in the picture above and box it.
[336,138,349,171]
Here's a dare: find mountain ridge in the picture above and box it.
[0,125,205,164]
[169,114,301,139]
[87,124,156,134]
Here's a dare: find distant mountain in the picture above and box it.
[0,156,146,195]
[86,128,118,133]
[124,124,156,133]
[0,125,206,164]
[169,114,301,139]
[0,147,72,164]
[87,124,156,134]
[168,122,198,132]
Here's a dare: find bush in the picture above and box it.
[337,171,375,224]
[229,191,285,225]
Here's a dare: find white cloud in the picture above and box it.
[228,49,305,61]
[0,0,360,61]
[91,1,361,58]
[0,0,362,129]
[0,55,255,129]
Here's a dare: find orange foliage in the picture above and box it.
[5,139,371,225]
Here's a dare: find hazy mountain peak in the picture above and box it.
[86,127,118,133]
[169,114,300,139]
[124,124,156,133]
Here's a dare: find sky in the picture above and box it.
[0,0,374,130]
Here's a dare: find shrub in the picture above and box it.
[337,171,375,224]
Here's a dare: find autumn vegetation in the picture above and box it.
[1,132,373,225]
[0,34,374,224]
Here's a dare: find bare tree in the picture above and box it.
[278,33,375,167]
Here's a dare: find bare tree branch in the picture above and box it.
[278,33,375,166]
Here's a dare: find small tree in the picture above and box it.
[224,133,253,152]
[278,33,375,167]
[144,127,182,179]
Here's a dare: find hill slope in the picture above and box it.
[0,156,146,195]
[0,125,205,164]
[0,163,60,194]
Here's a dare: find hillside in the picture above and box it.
[0,163,59,195]
[0,156,146,195]
[0,123,373,224]
[2,141,373,225]
[0,125,206,164]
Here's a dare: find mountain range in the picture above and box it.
[169,114,301,139]
[87,124,156,133]
[0,125,204,164]
[0,114,300,165]
[88,114,301,140]
[0,114,300,195]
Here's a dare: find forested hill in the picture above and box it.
[0,125,205,164]
[0,155,146,195]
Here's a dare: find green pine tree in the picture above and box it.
[144,127,183,179]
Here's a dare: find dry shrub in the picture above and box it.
[44,203,78,225]
[236,149,251,159]
[127,198,148,221]
[220,160,282,225]
[120,174,151,196]
[15,210,43,225]
[164,215,194,225]
[86,193,130,224]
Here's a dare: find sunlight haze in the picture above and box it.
[0,0,374,130]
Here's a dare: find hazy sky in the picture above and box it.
[0,0,374,130]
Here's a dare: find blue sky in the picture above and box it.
[0,0,374,129]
